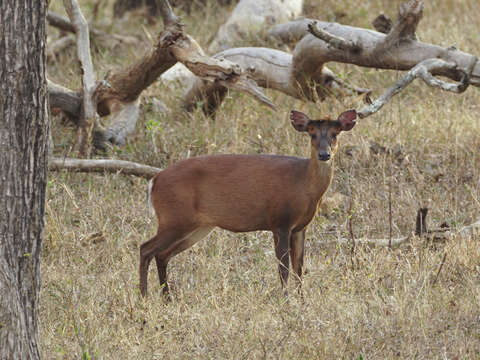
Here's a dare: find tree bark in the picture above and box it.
[0,1,49,359]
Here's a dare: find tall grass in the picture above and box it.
[43,0,480,358]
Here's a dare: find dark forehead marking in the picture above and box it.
[309,119,340,129]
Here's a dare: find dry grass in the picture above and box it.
[43,0,480,358]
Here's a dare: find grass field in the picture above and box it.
[43,0,480,358]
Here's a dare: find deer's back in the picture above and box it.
[151,154,320,232]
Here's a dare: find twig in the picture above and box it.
[388,172,393,248]
[347,195,356,270]
[432,252,447,285]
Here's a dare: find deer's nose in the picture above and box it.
[318,152,331,161]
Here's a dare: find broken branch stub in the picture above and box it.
[171,35,276,110]
[307,21,361,53]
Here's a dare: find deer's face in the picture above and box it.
[290,110,357,162]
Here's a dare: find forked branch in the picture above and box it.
[357,57,477,119]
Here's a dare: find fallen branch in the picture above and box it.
[373,0,423,57]
[320,236,410,248]
[269,15,480,86]
[48,79,82,121]
[49,157,161,178]
[357,57,476,119]
[187,1,480,116]
[47,11,76,33]
[183,47,368,114]
[171,36,276,110]
[49,0,275,150]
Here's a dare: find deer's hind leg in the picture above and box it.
[153,226,214,295]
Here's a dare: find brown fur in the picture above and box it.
[140,110,357,297]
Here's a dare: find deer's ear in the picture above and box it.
[290,110,311,132]
[337,110,357,131]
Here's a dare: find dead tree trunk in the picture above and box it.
[0,1,49,359]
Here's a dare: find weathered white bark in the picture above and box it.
[63,0,99,156]
[269,18,480,86]
[208,0,303,54]
[357,57,476,119]
[95,100,140,148]
[49,157,161,178]
[184,47,369,115]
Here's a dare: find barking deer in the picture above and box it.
[141,109,357,297]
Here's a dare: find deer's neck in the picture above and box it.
[306,147,334,199]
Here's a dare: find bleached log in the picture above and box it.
[271,18,480,87]
[184,47,369,114]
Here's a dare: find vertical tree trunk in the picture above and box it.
[0,1,49,359]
